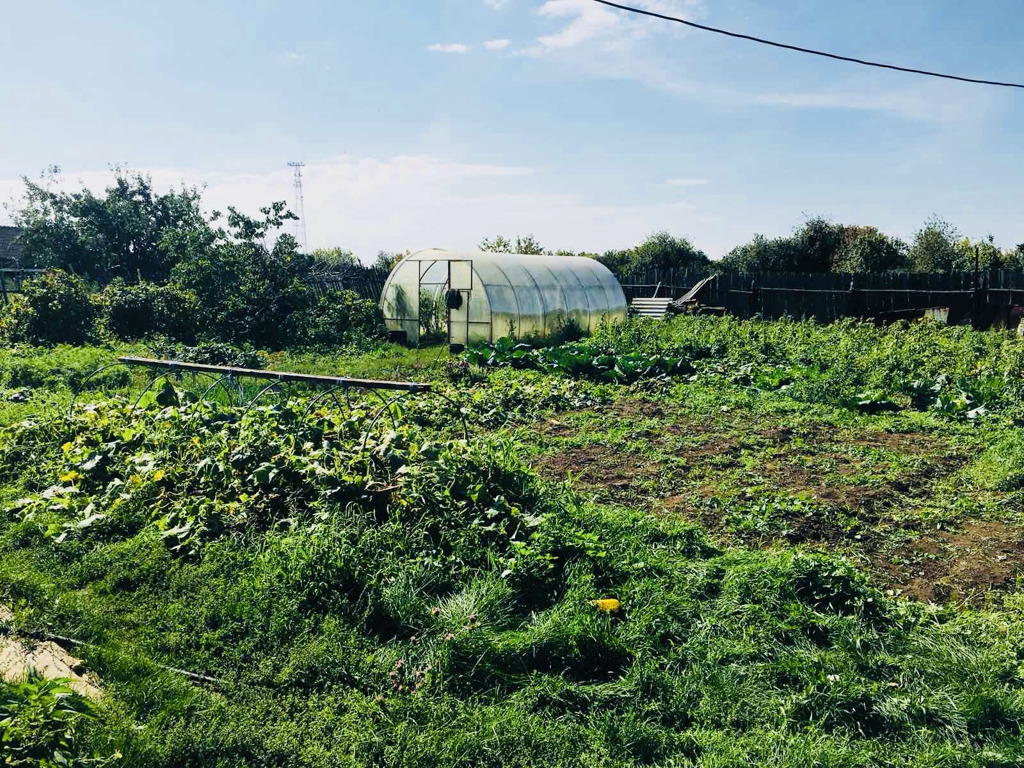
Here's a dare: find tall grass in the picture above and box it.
[0,388,1022,765]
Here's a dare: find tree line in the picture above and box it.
[479,217,1024,282]
[4,168,1022,347]
[2,170,383,348]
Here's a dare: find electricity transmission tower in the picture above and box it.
[287,161,308,252]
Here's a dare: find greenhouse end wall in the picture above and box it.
[380,249,627,345]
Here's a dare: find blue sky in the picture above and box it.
[1,0,1022,260]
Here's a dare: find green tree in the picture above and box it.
[592,247,634,277]
[479,234,547,255]
[834,227,909,272]
[553,249,598,258]
[310,247,359,269]
[720,217,843,273]
[170,202,315,348]
[1005,244,1024,270]
[954,235,1009,270]
[720,234,782,273]
[372,250,405,271]
[596,231,710,279]
[12,168,209,283]
[722,218,911,273]
[631,230,710,272]
[907,217,969,272]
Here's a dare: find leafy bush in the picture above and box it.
[285,289,386,350]
[95,278,201,342]
[465,337,691,383]
[586,315,1024,417]
[0,345,129,390]
[0,270,96,345]
[0,676,111,768]
[150,340,268,369]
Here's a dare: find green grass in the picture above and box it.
[2,317,1024,766]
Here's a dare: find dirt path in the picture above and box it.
[0,605,101,698]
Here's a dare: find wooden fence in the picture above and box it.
[620,269,1024,328]
[330,263,1024,329]
[305,266,390,303]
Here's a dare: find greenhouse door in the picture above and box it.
[447,260,473,351]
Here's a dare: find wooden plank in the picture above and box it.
[118,357,432,392]
[678,274,717,303]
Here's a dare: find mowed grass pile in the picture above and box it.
[2,382,1024,766]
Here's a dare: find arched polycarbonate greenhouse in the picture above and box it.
[380,249,627,347]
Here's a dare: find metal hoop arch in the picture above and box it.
[69,361,136,416]
[360,391,414,457]
[71,363,254,419]
[189,375,242,417]
[299,384,399,432]
[239,380,292,420]
[428,391,470,442]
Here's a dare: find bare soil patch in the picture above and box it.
[875,521,1024,605]
[539,444,660,499]
[533,398,1020,605]
[536,398,963,513]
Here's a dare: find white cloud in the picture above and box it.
[427,43,470,54]
[535,0,621,50]
[753,72,997,122]
[666,178,708,187]
[483,0,510,8]
[484,39,511,51]
[0,154,708,258]
[522,2,980,124]
[533,0,703,52]
[517,0,707,95]
[522,2,982,125]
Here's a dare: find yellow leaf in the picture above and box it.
[152,469,165,482]
[61,442,73,453]
[589,598,621,612]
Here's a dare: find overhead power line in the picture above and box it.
[592,0,1024,90]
